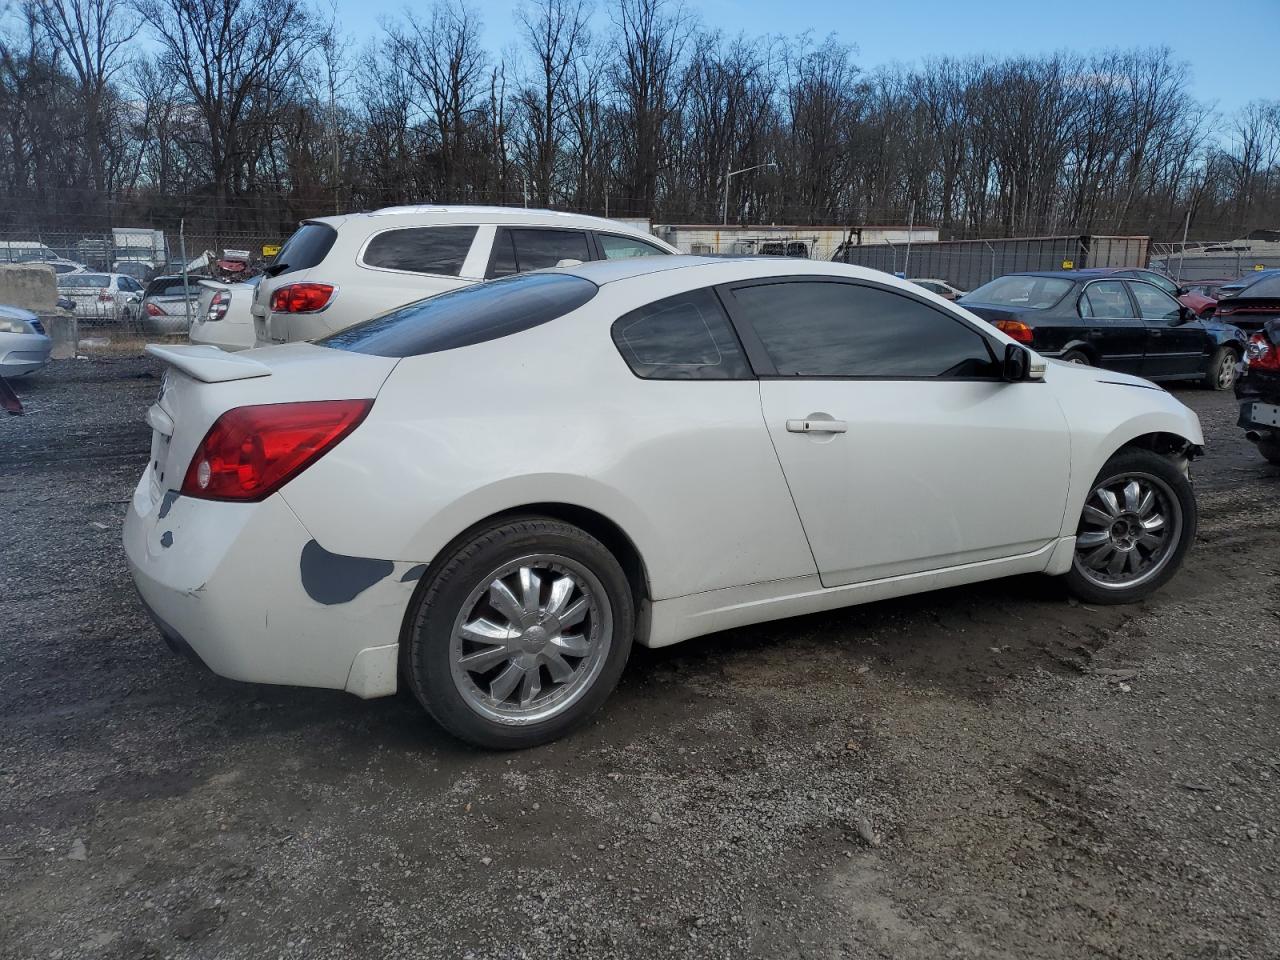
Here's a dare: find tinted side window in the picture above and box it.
[1081,281,1131,319]
[1136,270,1179,297]
[321,273,597,358]
[1129,282,1181,321]
[272,222,338,276]
[362,226,478,276]
[488,228,591,278]
[731,281,996,378]
[612,288,750,380]
[599,233,668,260]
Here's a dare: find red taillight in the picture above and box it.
[207,290,230,322]
[145,302,163,317]
[994,319,1034,344]
[270,283,335,313]
[1245,333,1279,371]
[181,400,373,501]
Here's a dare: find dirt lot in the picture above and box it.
[1,358,1277,960]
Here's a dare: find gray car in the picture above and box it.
[0,305,52,377]
[141,275,201,334]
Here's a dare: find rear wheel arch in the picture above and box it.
[397,502,651,651]
[1059,340,1098,364]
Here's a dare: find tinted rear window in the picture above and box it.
[361,225,477,275]
[146,278,195,297]
[271,222,337,276]
[58,274,109,288]
[964,275,1073,309]
[321,272,598,358]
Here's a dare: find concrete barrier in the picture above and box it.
[0,263,59,312]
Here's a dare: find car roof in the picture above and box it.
[307,205,670,240]
[998,271,1086,281]
[556,254,938,292]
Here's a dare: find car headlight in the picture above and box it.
[0,318,32,334]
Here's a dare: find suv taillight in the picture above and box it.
[181,400,372,501]
[270,283,335,313]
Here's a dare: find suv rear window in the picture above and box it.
[361,225,477,276]
[269,222,337,276]
[321,272,597,358]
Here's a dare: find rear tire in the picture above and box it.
[404,517,634,749]
[1063,448,1196,605]
[1061,349,1091,366]
[1202,345,1238,391]
[1256,437,1280,465]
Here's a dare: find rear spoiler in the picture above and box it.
[145,344,271,383]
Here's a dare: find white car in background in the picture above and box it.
[252,205,679,345]
[189,276,261,351]
[56,272,145,323]
[127,257,1202,749]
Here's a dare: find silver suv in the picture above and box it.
[253,206,678,345]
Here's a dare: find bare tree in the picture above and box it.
[386,0,488,200]
[135,0,318,220]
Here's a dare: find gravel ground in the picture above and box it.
[1,358,1277,960]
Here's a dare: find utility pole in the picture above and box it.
[722,162,778,226]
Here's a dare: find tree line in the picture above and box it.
[1,0,1278,244]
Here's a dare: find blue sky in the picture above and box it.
[337,0,1277,115]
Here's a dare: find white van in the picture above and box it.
[252,206,679,344]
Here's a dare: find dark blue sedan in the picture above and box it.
[958,271,1248,390]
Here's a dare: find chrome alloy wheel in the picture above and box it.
[449,554,612,725]
[1214,351,1237,389]
[1073,472,1182,590]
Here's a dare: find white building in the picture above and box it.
[652,224,939,261]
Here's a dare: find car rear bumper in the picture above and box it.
[123,470,418,698]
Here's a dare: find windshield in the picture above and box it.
[964,275,1073,309]
[146,278,195,297]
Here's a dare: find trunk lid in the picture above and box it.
[142,343,399,510]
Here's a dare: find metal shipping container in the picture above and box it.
[833,235,1150,291]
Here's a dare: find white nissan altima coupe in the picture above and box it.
[125,256,1203,748]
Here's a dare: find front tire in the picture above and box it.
[404,517,635,749]
[1203,345,1238,391]
[1063,449,1196,605]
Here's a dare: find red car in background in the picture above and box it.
[1075,268,1217,317]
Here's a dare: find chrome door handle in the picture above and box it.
[786,418,847,434]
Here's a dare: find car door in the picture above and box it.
[721,277,1071,588]
[1127,280,1205,379]
[1076,280,1146,374]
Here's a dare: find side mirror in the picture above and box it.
[1176,286,1189,297]
[1002,342,1031,381]
[1176,305,1195,325]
